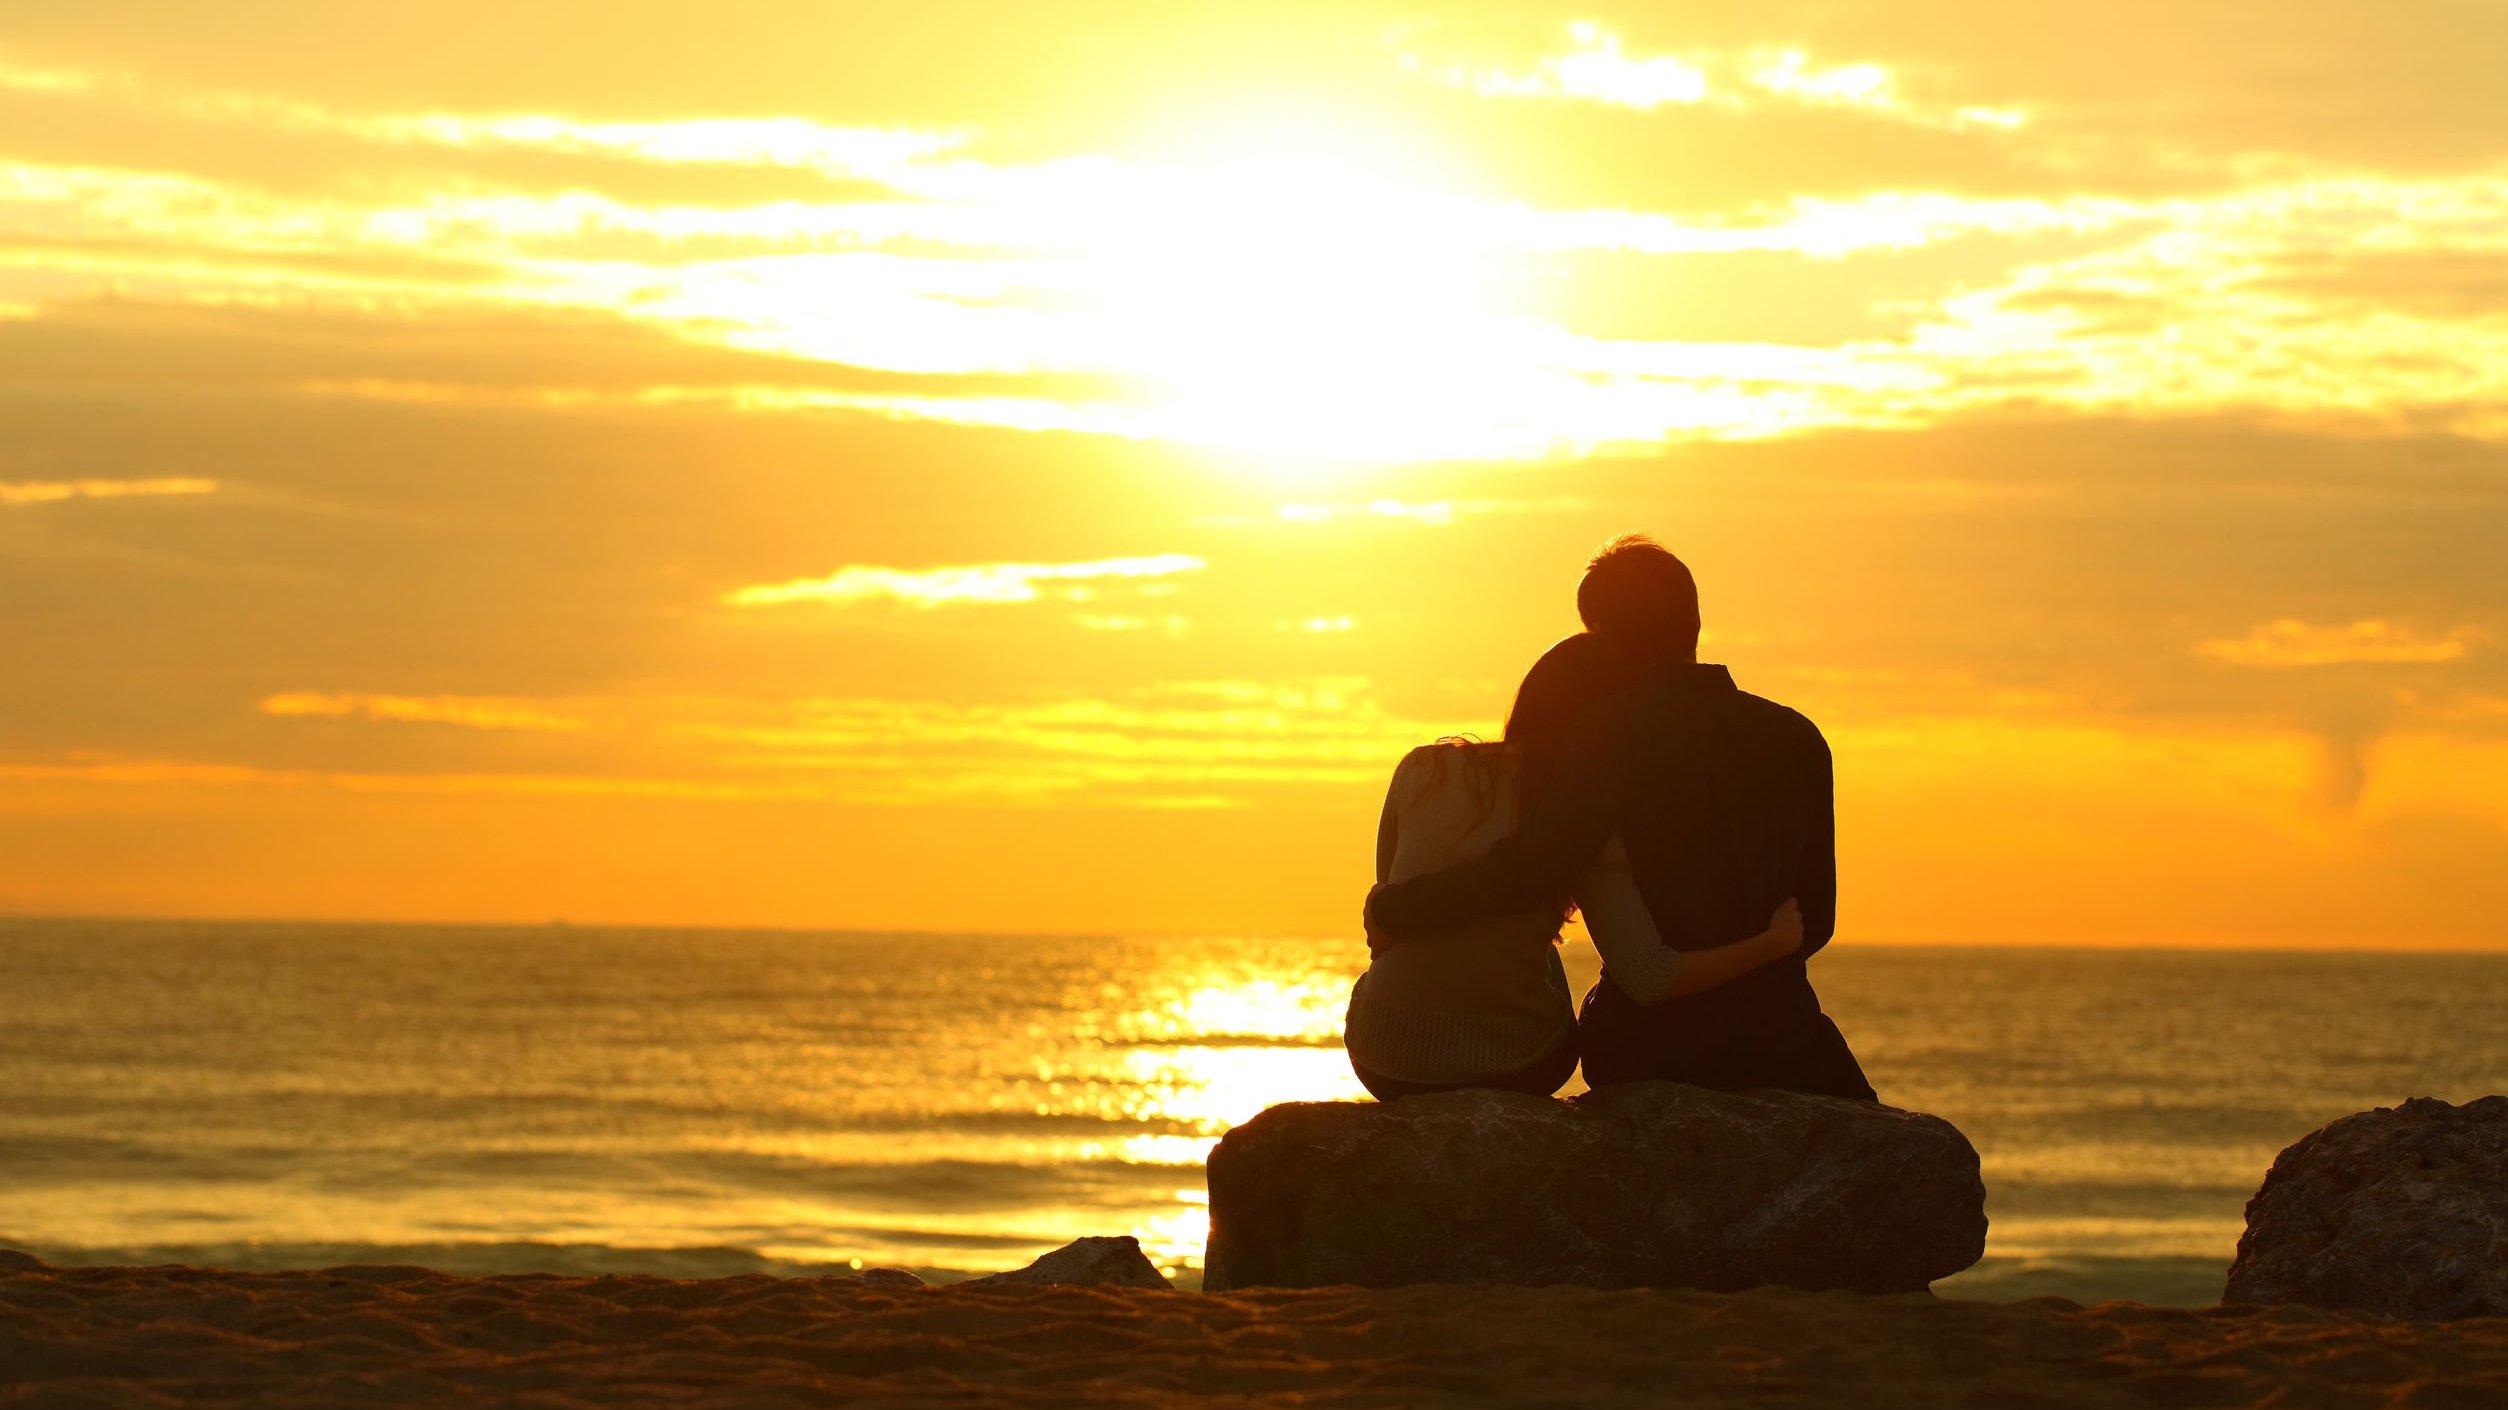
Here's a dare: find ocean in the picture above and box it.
[2,917,2499,1303]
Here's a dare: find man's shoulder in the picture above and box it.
[1732,687,1826,744]
[1695,683,1829,766]
[1608,671,1829,756]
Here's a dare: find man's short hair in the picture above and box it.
[1577,534,1700,655]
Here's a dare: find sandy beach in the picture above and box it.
[6,1255,2505,1409]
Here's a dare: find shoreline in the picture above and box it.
[1,1239,2242,1308]
[8,1254,2506,1408]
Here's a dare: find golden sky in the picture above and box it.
[4,2,2505,947]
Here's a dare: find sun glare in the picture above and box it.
[1069,109,1556,473]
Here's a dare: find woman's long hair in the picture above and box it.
[1502,632,1639,821]
[1421,632,1639,922]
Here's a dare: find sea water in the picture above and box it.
[2,917,2500,1303]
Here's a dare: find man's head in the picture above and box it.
[1577,534,1700,662]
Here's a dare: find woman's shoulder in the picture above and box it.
[1394,737,1504,772]
[1391,739,1508,804]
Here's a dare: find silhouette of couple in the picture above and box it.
[1347,535,1875,1104]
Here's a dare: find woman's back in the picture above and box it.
[1344,744,1575,1085]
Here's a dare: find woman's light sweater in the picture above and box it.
[1343,744,1687,1084]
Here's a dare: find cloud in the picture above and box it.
[1251,496,1590,527]
[0,53,963,181]
[93,676,1453,810]
[724,553,1204,609]
[0,754,812,801]
[1277,498,1458,525]
[676,677,1449,803]
[10,7,2508,471]
[259,691,590,732]
[1076,614,1189,634]
[2250,250,2508,322]
[0,476,215,506]
[1413,23,2025,132]
[361,113,961,178]
[2198,619,2484,669]
[12,53,2508,463]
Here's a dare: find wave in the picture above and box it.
[1934,1253,2230,1307]
[0,1238,971,1281]
[1118,1034,1341,1049]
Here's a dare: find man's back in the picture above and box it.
[1596,665,1834,1013]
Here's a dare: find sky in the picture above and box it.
[3,1,2505,947]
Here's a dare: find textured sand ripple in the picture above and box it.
[4,1261,2508,1408]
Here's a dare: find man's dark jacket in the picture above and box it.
[1364,662,1874,1101]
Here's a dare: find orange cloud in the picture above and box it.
[0,477,217,506]
[259,692,591,732]
[2198,619,2484,669]
[0,755,809,801]
[724,554,1204,609]
[1413,23,2026,132]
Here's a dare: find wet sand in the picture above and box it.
[5,1255,2505,1408]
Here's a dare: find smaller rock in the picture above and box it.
[961,1237,1172,1290]
[0,1248,46,1272]
[2227,1095,2508,1320]
[813,1266,926,1288]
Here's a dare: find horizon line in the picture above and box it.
[3,909,2502,957]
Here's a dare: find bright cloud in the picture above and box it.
[0,54,961,179]
[0,754,815,802]
[680,677,1451,803]
[1277,499,1456,525]
[3,20,2505,466]
[1261,496,1589,526]
[0,477,217,506]
[365,113,962,176]
[1076,614,1190,633]
[2199,620,2484,668]
[260,692,591,732]
[1451,22,1711,110]
[723,554,1205,609]
[53,675,1450,811]
[9,60,2508,462]
[1416,23,2027,131]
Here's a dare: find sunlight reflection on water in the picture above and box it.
[5,920,2505,1301]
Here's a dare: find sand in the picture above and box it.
[5,1255,2506,1408]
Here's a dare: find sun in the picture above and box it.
[638,98,1591,472]
[1065,104,1564,473]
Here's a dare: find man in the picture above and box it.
[1364,535,1876,1102]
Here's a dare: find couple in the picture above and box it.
[1345,535,1875,1104]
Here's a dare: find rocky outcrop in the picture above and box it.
[1204,1083,1985,1293]
[2227,1095,2508,1320]
[962,1236,1173,1290]
[844,1267,928,1288]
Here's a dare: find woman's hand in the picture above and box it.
[1363,884,1398,957]
[1758,898,1805,958]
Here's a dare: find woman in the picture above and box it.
[1343,633,1803,1100]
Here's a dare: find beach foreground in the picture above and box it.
[6,1258,2506,1409]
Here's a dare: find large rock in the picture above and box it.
[2226,1095,2508,1320]
[1204,1083,1985,1293]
